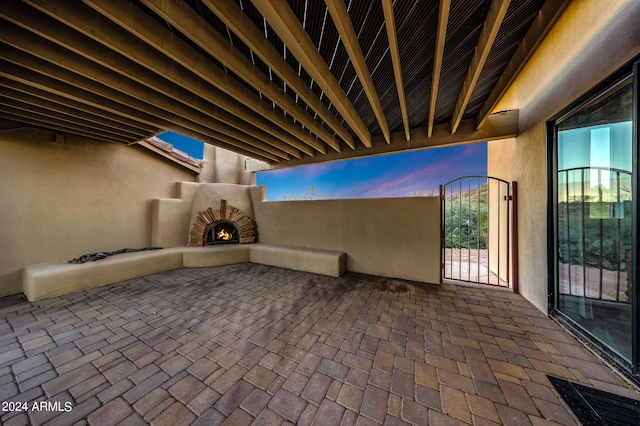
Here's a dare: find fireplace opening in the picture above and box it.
[206,221,240,245]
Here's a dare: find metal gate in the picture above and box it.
[440,176,518,290]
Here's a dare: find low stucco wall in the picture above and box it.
[250,187,441,283]
[488,0,640,313]
[0,129,197,297]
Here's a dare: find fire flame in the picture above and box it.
[216,228,234,240]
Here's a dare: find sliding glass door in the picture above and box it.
[549,59,638,373]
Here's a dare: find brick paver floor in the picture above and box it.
[1,263,638,425]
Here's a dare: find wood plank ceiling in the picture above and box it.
[0,0,569,167]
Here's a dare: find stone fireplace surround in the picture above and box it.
[188,199,256,247]
[149,182,256,249]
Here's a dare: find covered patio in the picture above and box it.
[2,0,640,423]
[1,264,636,425]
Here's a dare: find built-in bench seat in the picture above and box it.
[182,245,251,268]
[250,244,346,278]
[23,248,185,302]
[23,244,347,301]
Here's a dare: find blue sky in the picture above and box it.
[257,142,487,200]
[157,131,205,159]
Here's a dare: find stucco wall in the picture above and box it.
[250,187,441,283]
[198,144,255,185]
[488,0,640,313]
[0,130,196,297]
[151,182,201,248]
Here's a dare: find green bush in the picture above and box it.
[444,183,489,249]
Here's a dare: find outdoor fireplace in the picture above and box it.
[206,221,240,245]
[188,199,256,247]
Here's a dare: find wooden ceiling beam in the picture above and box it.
[0,24,293,161]
[450,0,510,134]
[8,0,307,158]
[156,124,278,164]
[139,0,335,154]
[0,56,283,163]
[15,1,304,156]
[0,70,277,164]
[0,64,160,137]
[475,0,571,128]
[203,0,351,152]
[0,109,132,144]
[0,97,144,141]
[1,92,147,140]
[80,0,324,156]
[214,3,343,151]
[382,0,410,142]
[251,0,373,148]
[325,0,390,144]
[272,110,519,169]
[1,80,157,135]
[428,0,450,137]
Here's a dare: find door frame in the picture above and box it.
[546,55,639,380]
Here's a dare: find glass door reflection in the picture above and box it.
[555,76,633,362]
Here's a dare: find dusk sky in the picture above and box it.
[257,142,487,200]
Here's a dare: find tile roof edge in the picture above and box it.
[138,137,202,173]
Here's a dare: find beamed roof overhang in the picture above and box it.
[0,0,570,168]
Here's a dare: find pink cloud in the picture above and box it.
[338,148,485,198]
[264,161,345,179]
[340,166,440,198]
